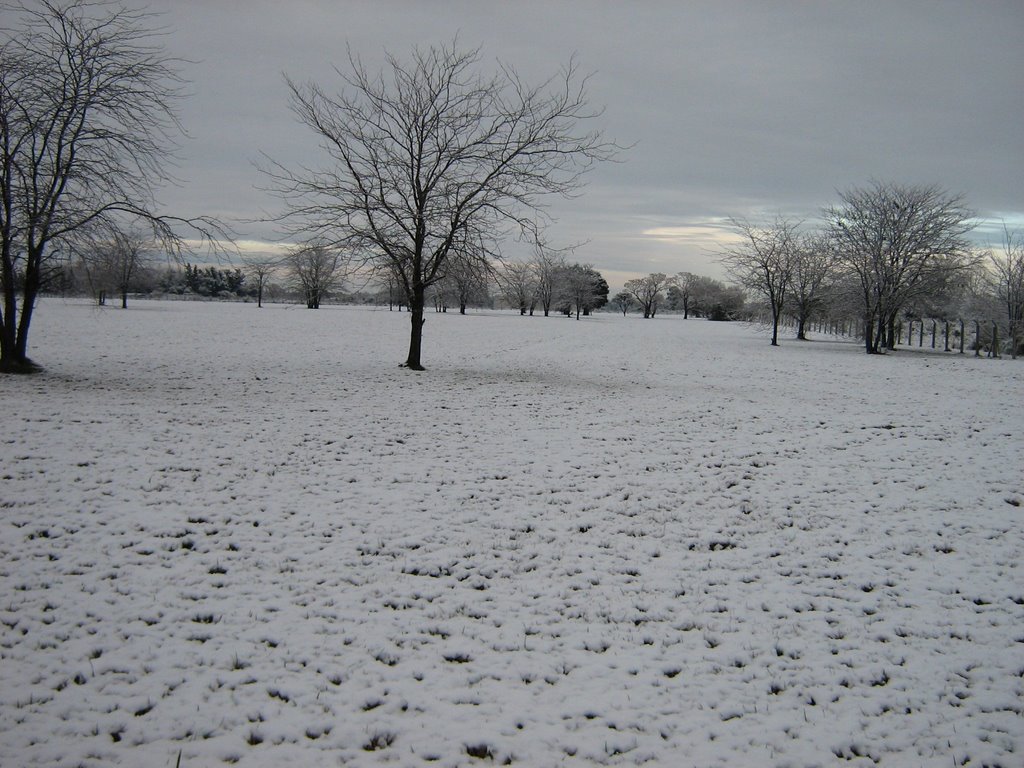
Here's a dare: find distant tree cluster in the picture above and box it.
[615,272,744,321]
[699,181,1018,357]
[610,181,1020,359]
[166,264,247,297]
[494,249,607,319]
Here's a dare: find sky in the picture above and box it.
[30,1,1024,288]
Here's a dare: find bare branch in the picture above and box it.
[1,0,228,371]
[824,181,976,353]
[262,39,619,368]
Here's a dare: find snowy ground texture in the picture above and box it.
[1,299,1022,768]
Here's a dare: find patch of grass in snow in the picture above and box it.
[465,742,495,760]
[363,731,395,751]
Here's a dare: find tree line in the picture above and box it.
[2,2,1020,371]
[46,241,613,318]
[612,272,745,321]
[714,182,1023,357]
[613,183,1022,359]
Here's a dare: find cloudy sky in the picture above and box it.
[128,2,1023,286]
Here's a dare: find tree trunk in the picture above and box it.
[7,277,41,372]
[121,289,128,309]
[0,301,22,372]
[796,315,807,340]
[864,313,875,354]
[0,261,29,371]
[770,309,780,346]
[405,287,426,370]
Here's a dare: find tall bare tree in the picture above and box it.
[289,243,343,309]
[721,217,799,346]
[530,241,567,317]
[0,0,222,373]
[497,260,536,315]
[267,42,616,369]
[442,236,493,314]
[787,232,836,340]
[241,255,280,309]
[990,225,1024,358]
[825,181,975,354]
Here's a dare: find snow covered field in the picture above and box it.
[1,299,1021,768]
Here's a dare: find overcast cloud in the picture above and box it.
[38,1,1024,286]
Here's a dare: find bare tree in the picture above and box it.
[720,217,799,346]
[289,244,343,309]
[825,181,976,354]
[442,239,492,314]
[624,272,670,319]
[990,225,1024,358]
[0,0,223,373]
[668,272,698,318]
[242,255,280,308]
[497,260,536,315]
[611,290,635,316]
[787,233,836,340]
[74,224,150,308]
[376,265,405,311]
[266,41,616,369]
[530,241,567,317]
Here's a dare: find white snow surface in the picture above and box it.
[1,299,1021,768]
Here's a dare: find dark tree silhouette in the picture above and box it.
[0,0,223,373]
[266,41,616,369]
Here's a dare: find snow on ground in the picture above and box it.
[1,299,1021,768]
